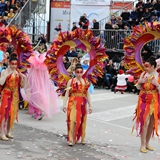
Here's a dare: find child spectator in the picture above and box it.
[7,8,15,20]
[114,70,130,94]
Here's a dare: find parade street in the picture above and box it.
[0,89,160,160]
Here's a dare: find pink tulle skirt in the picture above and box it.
[21,52,59,117]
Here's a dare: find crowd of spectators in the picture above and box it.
[104,0,160,49]
[0,0,27,27]
[105,0,160,30]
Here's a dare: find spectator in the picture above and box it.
[91,19,100,36]
[7,8,15,20]
[71,22,77,31]
[136,7,144,23]
[136,0,145,9]
[63,56,71,69]
[1,16,8,26]
[105,20,113,29]
[15,1,21,10]
[141,7,151,22]
[129,7,138,25]
[110,15,116,25]
[5,1,11,16]
[105,20,113,48]
[114,70,129,94]
[78,13,89,29]
[120,25,130,38]
[152,0,160,15]
[105,59,117,89]
[120,8,130,21]
[109,24,120,49]
[141,45,153,62]
[67,63,75,78]
[0,0,6,17]
[6,44,14,54]
[38,34,46,44]
[144,0,153,10]
[66,48,78,57]
[117,20,130,29]
[118,61,126,72]
[150,12,159,21]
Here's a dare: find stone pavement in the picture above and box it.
[0,124,120,160]
[1,90,160,160]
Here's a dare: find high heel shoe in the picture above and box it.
[6,133,14,139]
[0,136,9,141]
[68,142,73,146]
[146,146,154,151]
[140,148,147,153]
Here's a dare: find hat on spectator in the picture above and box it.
[118,69,124,75]
[80,54,90,65]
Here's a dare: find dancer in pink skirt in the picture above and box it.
[21,51,59,120]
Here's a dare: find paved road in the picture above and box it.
[1,89,160,160]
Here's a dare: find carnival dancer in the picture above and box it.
[0,55,26,141]
[21,51,59,120]
[133,56,160,153]
[63,64,92,146]
[114,69,130,94]
[80,54,94,93]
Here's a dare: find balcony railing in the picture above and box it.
[91,29,160,53]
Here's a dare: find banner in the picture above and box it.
[70,5,110,29]
[71,0,110,5]
[50,2,70,42]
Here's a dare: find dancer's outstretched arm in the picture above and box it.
[63,79,71,112]
[87,90,92,114]
[19,72,26,88]
[0,70,8,85]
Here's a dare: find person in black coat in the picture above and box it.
[120,8,130,21]
[91,19,100,36]
[78,13,89,29]
[105,59,117,89]
[71,22,78,31]
[38,34,46,44]
[141,45,153,62]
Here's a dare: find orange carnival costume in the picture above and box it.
[0,26,33,136]
[67,78,90,143]
[44,29,107,145]
[133,72,160,136]
[0,73,21,130]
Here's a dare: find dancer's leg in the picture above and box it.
[0,118,8,140]
[35,108,42,119]
[146,114,154,150]
[68,121,76,146]
[140,116,150,151]
[6,117,13,138]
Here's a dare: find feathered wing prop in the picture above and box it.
[45,28,108,96]
[7,26,33,73]
[123,22,160,81]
